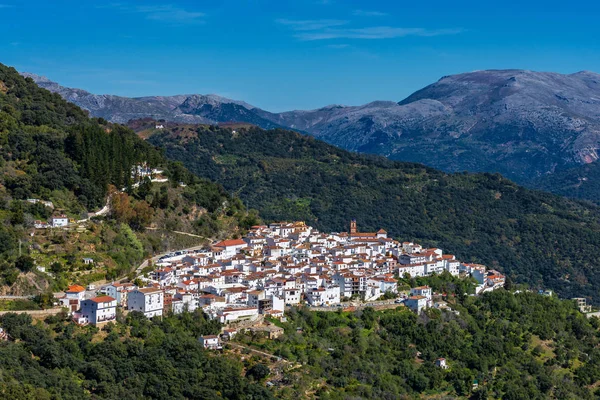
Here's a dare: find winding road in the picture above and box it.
[76,195,111,223]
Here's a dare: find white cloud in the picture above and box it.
[327,44,350,49]
[100,3,205,25]
[276,19,348,31]
[136,5,205,23]
[353,10,388,17]
[295,26,463,41]
[277,17,462,41]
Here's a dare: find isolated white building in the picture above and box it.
[51,215,69,228]
[199,335,222,350]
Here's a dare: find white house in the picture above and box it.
[127,288,164,318]
[51,215,69,228]
[283,288,301,305]
[364,284,382,302]
[75,296,117,326]
[221,329,237,341]
[247,290,266,308]
[152,267,175,287]
[444,260,460,276]
[199,335,222,350]
[306,286,340,306]
[105,282,136,307]
[213,239,248,258]
[405,295,428,314]
[217,307,259,323]
[397,263,426,278]
[369,276,398,294]
[59,285,86,313]
[410,286,432,300]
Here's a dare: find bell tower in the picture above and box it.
[350,219,357,234]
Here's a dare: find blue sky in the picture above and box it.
[1,0,600,111]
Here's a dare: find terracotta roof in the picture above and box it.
[214,239,247,248]
[89,296,115,303]
[67,285,85,293]
[137,287,162,294]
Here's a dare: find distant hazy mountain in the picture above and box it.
[23,69,600,200]
[21,73,283,128]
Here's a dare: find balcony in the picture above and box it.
[97,315,116,323]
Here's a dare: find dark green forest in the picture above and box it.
[531,161,600,205]
[0,63,164,209]
[0,310,273,399]
[148,125,600,303]
[240,291,600,399]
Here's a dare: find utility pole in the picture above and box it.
[18,239,22,257]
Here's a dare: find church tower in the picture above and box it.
[350,219,357,234]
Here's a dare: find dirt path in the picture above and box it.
[228,342,288,363]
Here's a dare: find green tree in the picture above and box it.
[246,363,270,382]
[15,255,34,273]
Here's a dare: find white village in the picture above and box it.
[60,220,506,337]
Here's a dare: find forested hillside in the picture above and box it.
[0,310,273,399]
[531,162,600,204]
[0,63,257,295]
[241,291,600,399]
[1,291,599,399]
[147,124,600,302]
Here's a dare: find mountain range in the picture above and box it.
[23,69,600,201]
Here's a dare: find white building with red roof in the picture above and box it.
[213,239,248,257]
[75,296,116,325]
[59,284,86,312]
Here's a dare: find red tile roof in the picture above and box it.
[214,239,247,248]
[67,285,85,293]
[89,296,115,303]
